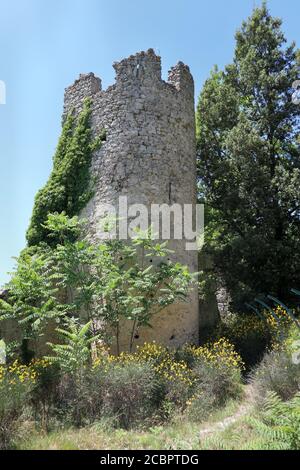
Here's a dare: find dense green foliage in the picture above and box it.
[0,361,35,449]
[210,310,282,369]
[46,319,100,374]
[251,323,300,402]
[0,337,244,438]
[26,99,106,246]
[2,4,300,451]
[1,213,195,354]
[197,4,300,308]
[249,392,300,450]
[251,348,300,402]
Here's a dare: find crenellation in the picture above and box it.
[113,48,162,85]
[168,62,194,98]
[63,72,102,119]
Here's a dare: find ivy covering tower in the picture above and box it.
[27,99,105,246]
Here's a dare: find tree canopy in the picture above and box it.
[197,4,300,308]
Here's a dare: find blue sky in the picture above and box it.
[0,0,299,285]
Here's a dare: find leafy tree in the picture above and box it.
[92,229,194,353]
[1,214,195,355]
[0,244,61,359]
[197,4,300,308]
[46,319,99,374]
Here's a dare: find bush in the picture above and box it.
[186,359,243,422]
[92,340,244,423]
[212,313,273,369]
[50,359,164,429]
[41,363,108,428]
[178,338,244,422]
[133,343,194,412]
[182,337,244,370]
[55,372,96,427]
[0,361,36,449]
[31,362,62,430]
[196,360,242,403]
[96,342,196,415]
[211,308,297,370]
[0,339,244,437]
[249,392,300,450]
[162,374,192,414]
[251,348,300,403]
[101,361,162,429]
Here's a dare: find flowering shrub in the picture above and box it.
[181,339,244,421]
[94,339,243,379]
[0,338,244,437]
[0,358,49,386]
[265,306,296,347]
[91,339,244,418]
[183,337,244,370]
[0,361,35,385]
[93,342,195,387]
[135,343,195,387]
[93,342,196,412]
[211,308,298,368]
[0,360,43,449]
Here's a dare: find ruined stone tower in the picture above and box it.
[63,49,200,351]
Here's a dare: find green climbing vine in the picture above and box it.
[26,98,106,246]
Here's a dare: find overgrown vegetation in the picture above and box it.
[251,324,300,403]
[1,213,195,355]
[248,392,300,450]
[1,4,300,452]
[0,359,46,449]
[26,99,106,246]
[210,306,297,370]
[4,305,298,450]
[0,337,244,447]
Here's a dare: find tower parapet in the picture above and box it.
[113,48,162,84]
[63,72,101,119]
[168,62,194,99]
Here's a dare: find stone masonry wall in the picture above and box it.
[63,49,202,352]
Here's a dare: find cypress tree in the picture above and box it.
[197,4,300,308]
